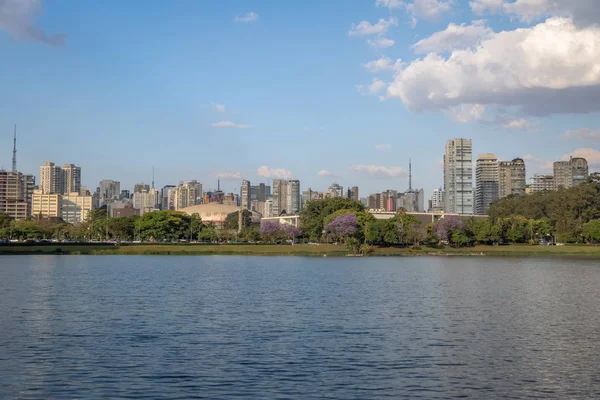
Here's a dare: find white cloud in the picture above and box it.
[376,0,404,8]
[350,165,406,178]
[216,172,242,180]
[375,144,392,150]
[470,0,600,26]
[406,0,454,21]
[386,17,600,116]
[317,170,340,178]
[367,37,395,48]
[376,0,454,23]
[363,57,403,73]
[212,121,251,128]
[563,148,600,167]
[348,17,398,36]
[412,21,492,53]
[368,79,386,94]
[257,166,295,179]
[502,118,538,131]
[564,128,600,140]
[450,104,486,123]
[235,12,258,23]
[0,0,66,46]
[214,104,225,112]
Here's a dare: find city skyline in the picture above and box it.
[1,1,600,197]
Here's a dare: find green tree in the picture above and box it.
[223,210,252,230]
[583,219,600,243]
[300,198,365,241]
[0,213,11,230]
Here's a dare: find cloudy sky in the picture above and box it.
[0,0,599,197]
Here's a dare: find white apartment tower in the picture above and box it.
[62,164,82,194]
[39,162,63,194]
[444,138,473,215]
[475,154,499,215]
[241,179,251,210]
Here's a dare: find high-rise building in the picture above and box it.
[0,170,35,220]
[99,180,121,206]
[347,186,359,201]
[530,174,555,192]
[32,191,93,224]
[62,164,81,194]
[39,162,63,194]
[475,154,499,215]
[498,158,526,198]
[571,157,589,187]
[174,180,202,210]
[133,188,159,215]
[554,157,589,189]
[430,187,445,211]
[444,139,473,215]
[134,183,150,194]
[287,180,301,214]
[326,183,344,198]
[241,179,251,210]
[161,185,176,210]
[272,179,287,216]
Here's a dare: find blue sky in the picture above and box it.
[1,0,599,198]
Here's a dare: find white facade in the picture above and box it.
[444,138,473,215]
[174,181,202,210]
[431,188,445,210]
[62,164,81,195]
[241,179,251,210]
[60,193,93,224]
[39,162,63,194]
[133,188,159,215]
[99,180,121,206]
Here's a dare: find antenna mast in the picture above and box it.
[152,166,155,189]
[12,124,17,172]
[408,158,412,192]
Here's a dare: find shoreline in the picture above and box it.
[2,243,600,257]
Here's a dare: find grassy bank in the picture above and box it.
[2,243,600,257]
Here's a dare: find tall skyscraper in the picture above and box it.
[99,180,121,206]
[39,162,63,194]
[0,170,35,220]
[161,185,176,210]
[272,179,286,216]
[347,186,359,201]
[62,164,81,194]
[475,154,499,215]
[571,157,589,187]
[498,158,526,198]
[174,180,202,210]
[287,180,301,214]
[444,138,473,215]
[134,183,150,194]
[241,179,251,210]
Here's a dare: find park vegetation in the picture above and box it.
[2,180,600,253]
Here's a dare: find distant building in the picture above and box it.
[60,193,93,224]
[554,157,588,189]
[62,164,81,195]
[325,183,344,198]
[530,174,554,193]
[160,185,176,210]
[133,188,159,215]
[32,191,60,219]
[272,180,299,215]
[287,180,301,214]
[99,180,121,206]
[430,187,445,211]
[120,190,131,200]
[241,179,251,210]
[39,162,63,194]
[134,183,150,194]
[174,181,202,210]
[498,158,526,198]
[475,154,499,215]
[263,199,274,218]
[0,170,35,220]
[444,139,473,215]
[347,186,359,201]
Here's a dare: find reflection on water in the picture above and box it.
[1,256,599,399]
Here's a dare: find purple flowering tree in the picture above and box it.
[260,221,283,243]
[433,216,465,243]
[282,224,303,243]
[324,213,358,243]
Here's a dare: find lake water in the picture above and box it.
[1,256,599,399]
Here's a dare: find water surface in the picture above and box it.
[1,256,599,399]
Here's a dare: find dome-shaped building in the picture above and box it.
[180,203,262,228]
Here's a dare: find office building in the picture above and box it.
[60,193,93,224]
[444,139,473,214]
[32,191,60,219]
[0,170,35,220]
[39,162,63,194]
[161,185,176,210]
[347,186,359,201]
[287,180,301,214]
[99,180,121,206]
[133,188,159,215]
[553,157,588,189]
[430,188,445,211]
[174,180,202,210]
[134,183,150,194]
[530,174,554,192]
[475,154,499,215]
[241,179,251,210]
[272,179,287,216]
[62,164,81,194]
[498,158,526,198]
[325,183,344,198]
[572,158,589,187]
